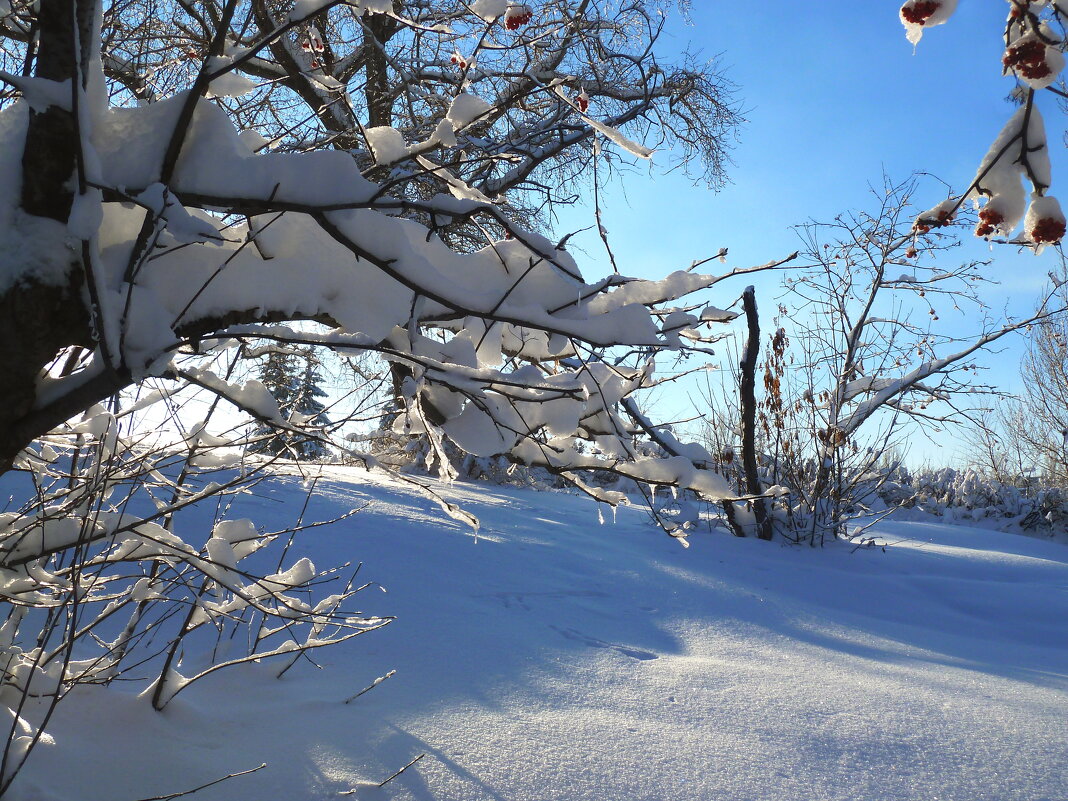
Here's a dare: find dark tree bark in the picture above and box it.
[740,286,773,540]
[21,0,77,219]
[721,498,746,538]
[362,6,400,128]
[1,0,96,472]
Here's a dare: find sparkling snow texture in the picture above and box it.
[9,467,1067,801]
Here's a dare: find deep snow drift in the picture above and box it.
[10,466,1068,801]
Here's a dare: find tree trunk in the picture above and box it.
[740,286,773,540]
[1,0,97,470]
[362,9,398,128]
[359,3,415,420]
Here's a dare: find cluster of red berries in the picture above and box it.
[504,4,532,30]
[450,51,468,71]
[900,0,941,25]
[914,208,952,235]
[301,30,325,69]
[974,207,1005,238]
[575,89,589,112]
[1030,215,1067,244]
[1003,36,1052,80]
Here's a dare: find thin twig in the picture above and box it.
[378,754,425,788]
[343,669,396,704]
[129,762,267,801]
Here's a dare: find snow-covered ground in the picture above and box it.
[11,466,1068,801]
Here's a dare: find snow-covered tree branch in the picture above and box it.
[0,0,749,499]
[0,1,756,785]
[903,0,1068,247]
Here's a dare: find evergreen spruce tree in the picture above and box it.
[292,349,332,460]
[249,348,300,457]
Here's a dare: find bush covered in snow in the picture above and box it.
[876,466,1068,534]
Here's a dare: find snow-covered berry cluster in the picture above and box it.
[1030,215,1066,243]
[1004,35,1051,78]
[965,103,1056,243]
[912,199,955,235]
[575,89,589,113]
[504,4,532,31]
[900,0,941,25]
[1025,195,1067,245]
[1003,32,1065,90]
[904,0,1068,247]
[450,50,468,71]
[974,207,1005,239]
[301,26,325,69]
[301,27,324,54]
[899,0,957,45]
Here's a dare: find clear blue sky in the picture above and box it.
[553,2,1067,465]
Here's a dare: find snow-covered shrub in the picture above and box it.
[0,355,389,792]
[882,466,1068,533]
[697,177,1062,544]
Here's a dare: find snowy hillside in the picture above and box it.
[11,466,1068,801]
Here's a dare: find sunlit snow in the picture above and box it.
[9,466,1067,801]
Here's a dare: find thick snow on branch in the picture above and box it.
[0,94,712,371]
[905,0,1067,246]
[1,52,747,522]
[840,308,1051,436]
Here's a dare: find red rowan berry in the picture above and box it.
[1031,216,1067,244]
[901,0,940,25]
[1003,37,1052,80]
[504,4,532,30]
[975,207,1004,238]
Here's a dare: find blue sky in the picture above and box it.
[553,2,1068,465]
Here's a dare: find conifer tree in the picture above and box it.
[249,349,300,458]
[293,349,332,461]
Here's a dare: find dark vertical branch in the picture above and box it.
[740,286,773,540]
[21,0,77,220]
[359,4,408,410]
[1,0,94,471]
[721,498,746,538]
[361,8,398,128]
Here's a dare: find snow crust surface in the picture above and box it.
[8,467,1068,801]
